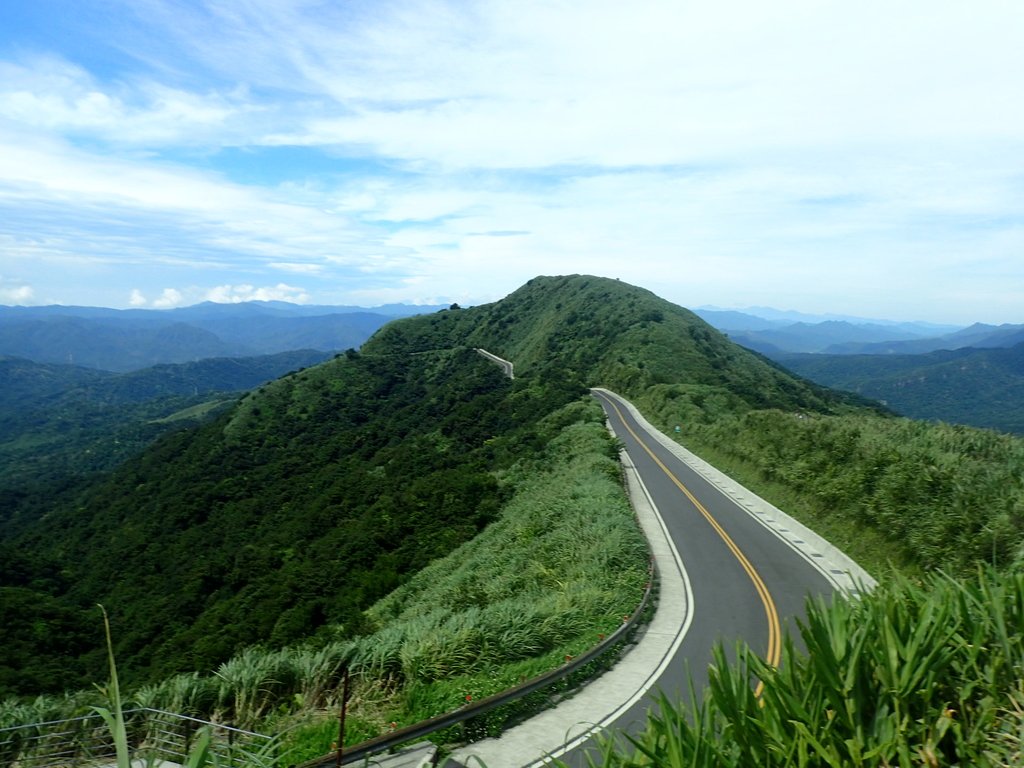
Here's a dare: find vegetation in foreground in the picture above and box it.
[4,275,1024,765]
[575,568,1024,768]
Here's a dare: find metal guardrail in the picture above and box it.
[0,707,274,768]
[474,349,514,379]
[297,559,657,768]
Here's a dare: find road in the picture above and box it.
[476,348,515,379]
[561,389,837,763]
[450,388,871,767]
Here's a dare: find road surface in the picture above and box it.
[450,389,872,766]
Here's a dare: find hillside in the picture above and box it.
[0,350,334,524]
[778,343,1024,434]
[3,275,1024,766]
[0,275,867,696]
[371,275,875,414]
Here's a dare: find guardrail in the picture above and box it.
[474,348,514,379]
[0,707,274,767]
[297,559,656,767]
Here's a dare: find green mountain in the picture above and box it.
[0,350,334,512]
[778,342,1024,434]
[5,275,1024,768]
[2,275,868,696]
[371,275,872,413]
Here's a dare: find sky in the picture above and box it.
[0,1,1022,324]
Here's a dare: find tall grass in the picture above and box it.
[3,398,650,761]
[579,567,1024,767]
[638,384,1024,576]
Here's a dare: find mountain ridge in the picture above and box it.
[1,274,867,694]
[0,302,446,372]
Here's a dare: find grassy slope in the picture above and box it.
[376,275,873,412]
[5,274,1024,765]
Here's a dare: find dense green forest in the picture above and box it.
[4,275,1024,767]
[2,275,859,697]
[778,343,1024,434]
[0,350,333,530]
[1,345,581,695]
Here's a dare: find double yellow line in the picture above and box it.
[600,394,781,687]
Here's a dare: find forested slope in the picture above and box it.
[779,343,1024,434]
[0,350,334,535]
[2,274,864,696]
[372,275,877,414]
[2,346,560,694]
[5,274,1024,768]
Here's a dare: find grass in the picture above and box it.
[276,402,650,756]
[658,424,907,577]
[150,398,234,424]
[574,567,1024,767]
[2,397,650,766]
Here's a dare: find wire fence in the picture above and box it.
[0,707,274,768]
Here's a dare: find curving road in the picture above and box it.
[562,389,835,763]
[450,387,872,767]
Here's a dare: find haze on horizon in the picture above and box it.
[1,1,1022,326]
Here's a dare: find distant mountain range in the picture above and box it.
[694,307,1024,434]
[0,301,446,372]
[694,308,1024,356]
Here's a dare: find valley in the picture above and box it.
[2,275,1023,767]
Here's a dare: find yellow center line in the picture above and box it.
[599,393,781,689]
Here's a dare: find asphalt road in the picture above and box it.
[557,389,838,765]
[449,385,866,767]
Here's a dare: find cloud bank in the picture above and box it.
[1,0,1022,322]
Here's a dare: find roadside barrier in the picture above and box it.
[0,707,273,767]
[296,560,656,767]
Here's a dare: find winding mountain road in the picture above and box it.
[450,385,873,767]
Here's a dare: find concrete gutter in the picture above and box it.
[596,390,877,596]
[446,432,694,766]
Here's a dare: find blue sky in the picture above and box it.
[1,0,1022,323]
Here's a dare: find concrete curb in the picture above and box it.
[446,431,694,766]
[593,389,877,595]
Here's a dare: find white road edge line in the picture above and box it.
[448,392,695,768]
[595,389,877,595]
[522,442,697,766]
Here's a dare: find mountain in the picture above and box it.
[0,302,446,372]
[729,320,926,354]
[823,322,1024,355]
[0,350,334,519]
[0,316,241,371]
[5,275,1024,767]
[693,308,971,356]
[1,275,872,695]
[778,342,1024,434]
[693,309,785,332]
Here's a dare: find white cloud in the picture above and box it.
[1,0,1022,321]
[268,262,324,275]
[152,288,184,308]
[253,0,1024,170]
[205,283,310,304]
[0,57,248,146]
[129,289,147,307]
[0,279,34,304]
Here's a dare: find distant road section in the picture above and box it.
[476,348,514,379]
